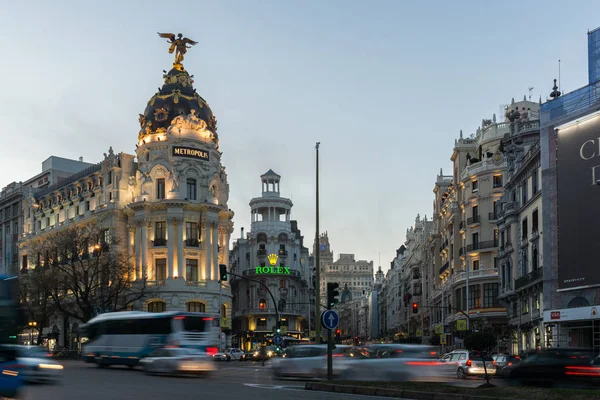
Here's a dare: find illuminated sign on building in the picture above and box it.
[172,146,209,161]
[254,253,290,275]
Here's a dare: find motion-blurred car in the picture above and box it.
[341,344,447,382]
[6,345,63,384]
[493,354,521,377]
[140,347,215,376]
[271,345,351,378]
[0,345,23,398]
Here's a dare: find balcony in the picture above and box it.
[461,158,507,181]
[185,280,207,287]
[278,249,288,257]
[514,267,543,291]
[257,249,267,257]
[466,215,480,226]
[185,238,199,247]
[448,268,498,286]
[152,238,167,247]
[488,212,498,221]
[466,240,498,253]
[439,262,449,275]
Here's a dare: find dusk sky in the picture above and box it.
[1,0,598,272]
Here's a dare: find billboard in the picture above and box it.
[557,115,600,289]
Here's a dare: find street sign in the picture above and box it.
[273,334,283,346]
[321,310,340,330]
[440,334,447,345]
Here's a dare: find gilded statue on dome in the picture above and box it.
[157,32,198,69]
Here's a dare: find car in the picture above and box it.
[0,345,24,398]
[5,345,63,384]
[447,350,496,379]
[140,347,215,376]
[213,348,244,361]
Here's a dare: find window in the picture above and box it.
[280,279,287,289]
[155,258,167,281]
[521,181,528,205]
[532,245,539,270]
[534,294,540,310]
[472,232,479,246]
[186,222,198,246]
[522,218,528,240]
[493,175,503,188]
[521,250,528,276]
[472,259,480,271]
[484,283,499,307]
[148,301,166,313]
[522,298,529,314]
[187,301,205,312]
[472,205,478,217]
[186,259,198,281]
[155,222,166,240]
[468,285,481,308]
[186,178,197,200]
[157,178,165,199]
[108,171,113,186]
[532,209,539,233]
[493,229,499,246]
[259,298,267,310]
[472,179,479,192]
[257,318,267,329]
[532,169,539,194]
[221,304,227,318]
[501,231,505,248]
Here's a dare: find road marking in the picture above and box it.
[243,383,304,390]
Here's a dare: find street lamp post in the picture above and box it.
[314,142,321,344]
[28,321,37,345]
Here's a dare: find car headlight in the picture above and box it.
[267,351,273,357]
[254,352,259,356]
[38,364,63,370]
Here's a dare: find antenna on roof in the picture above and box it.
[528,87,534,100]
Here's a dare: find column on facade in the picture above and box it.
[141,221,148,279]
[223,228,230,268]
[167,218,175,279]
[176,218,184,279]
[204,221,212,280]
[212,222,219,281]
[135,222,142,279]
[128,227,135,280]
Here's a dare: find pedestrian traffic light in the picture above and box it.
[326,282,340,309]
[219,264,228,282]
[412,302,418,314]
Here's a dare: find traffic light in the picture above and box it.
[412,302,418,314]
[326,282,340,309]
[219,264,228,282]
[335,329,341,344]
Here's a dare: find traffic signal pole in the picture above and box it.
[327,328,333,380]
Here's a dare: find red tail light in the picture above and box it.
[466,359,472,367]
[206,347,218,356]
[565,365,600,377]
[507,362,512,366]
[514,355,520,359]
[174,316,185,320]
[492,360,496,366]
[404,361,444,366]
[202,318,214,321]
[325,354,343,357]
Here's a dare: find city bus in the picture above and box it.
[81,311,220,367]
[0,275,25,344]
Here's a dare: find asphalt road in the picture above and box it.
[17,360,407,400]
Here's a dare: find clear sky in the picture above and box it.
[1,0,598,272]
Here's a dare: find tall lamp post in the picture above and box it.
[314,142,322,344]
[28,321,37,345]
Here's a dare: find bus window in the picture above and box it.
[182,317,207,332]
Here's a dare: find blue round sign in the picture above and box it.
[273,334,283,346]
[321,310,340,330]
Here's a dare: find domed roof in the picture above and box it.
[138,67,218,143]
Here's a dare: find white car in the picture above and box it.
[9,346,64,383]
[140,347,215,376]
[213,348,244,361]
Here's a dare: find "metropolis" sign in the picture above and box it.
[172,146,209,161]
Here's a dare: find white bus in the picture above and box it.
[81,311,220,367]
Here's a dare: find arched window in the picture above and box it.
[187,301,206,312]
[147,301,166,313]
[278,233,288,243]
[259,298,267,310]
[257,233,268,243]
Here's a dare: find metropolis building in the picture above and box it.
[229,171,310,350]
[18,39,234,347]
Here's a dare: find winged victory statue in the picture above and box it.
[157,32,198,69]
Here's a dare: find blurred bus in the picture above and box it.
[81,311,220,367]
[0,275,25,344]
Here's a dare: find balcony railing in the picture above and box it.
[185,238,199,247]
[466,240,498,252]
[152,238,167,247]
[278,249,288,257]
[467,215,480,225]
[257,249,267,257]
[439,262,449,275]
[185,280,207,287]
[515,267,543,290]
[489,212,498,221]
[448,268,498,286]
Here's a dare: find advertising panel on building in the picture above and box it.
[557,114,600,289]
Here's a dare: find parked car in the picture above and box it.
[213,348,244,361]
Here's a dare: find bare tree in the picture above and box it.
[20,266,59,345]
[24,222,152,323]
